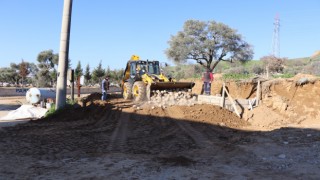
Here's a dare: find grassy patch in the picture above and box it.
[45,99,77,118]
[45,104,56,117]
[222,73,253,80]
[272,73,294,79]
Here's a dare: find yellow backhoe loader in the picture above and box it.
[121,55,195,101]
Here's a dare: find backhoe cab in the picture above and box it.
[121,55,195,101]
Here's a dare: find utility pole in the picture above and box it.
[56,0,73,110]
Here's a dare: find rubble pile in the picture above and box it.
[147,89,198,108]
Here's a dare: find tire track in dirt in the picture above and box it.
[107,108,132,152]
[92,98,129,135]
[92,107,116,129]
[153,108,179,138]
[164,106,212,148]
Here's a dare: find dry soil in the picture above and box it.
[0,75,320,179]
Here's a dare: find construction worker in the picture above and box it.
[202,69,214,95]
[101,75,110,100]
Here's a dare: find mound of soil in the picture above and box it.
[291,73,318,81]
[136,103,248,129]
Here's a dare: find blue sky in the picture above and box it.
[0,0,319,70]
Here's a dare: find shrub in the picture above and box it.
[225,66,247,74]
[283,67,300,75]
[251,64,264,74]
[303,61,320,76]
[260,55,286,73]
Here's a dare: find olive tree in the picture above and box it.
[0,67,18,85]
[166,20,254,72]
[36,50,59,87]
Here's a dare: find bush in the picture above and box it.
[225,66,247,74]
[260,55,286,73]
[283,67,300,76]
[303,61,320,76]
[251,64,264,74]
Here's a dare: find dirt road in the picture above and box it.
[0,94,320,179]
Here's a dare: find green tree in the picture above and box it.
[37,49,59,69]
[27,62,39,86]
[6,61,37,86]
[75,61,83,82]
[0,67,18,85]
[9,63,21,85]
[165,20,254,72]
[92,61,105,84]
[105,65,111,77]
[36,50,59,87]
[50,68,57,85]
[84,64,92,85]
[28,62,38,76]
[109,68,124,82]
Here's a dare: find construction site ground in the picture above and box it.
[1,74,320,179]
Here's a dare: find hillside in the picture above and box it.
[163,52,320,80]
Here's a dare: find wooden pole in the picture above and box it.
[256,80,261,106]
[220,83,225,107]
[77,77,81,98]
[224,86,241,118]
[71,70,74,101]
[71,81,74,101]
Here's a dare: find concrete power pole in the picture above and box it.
[56,0,73,110]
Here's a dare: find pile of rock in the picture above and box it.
[147,89,197,108]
